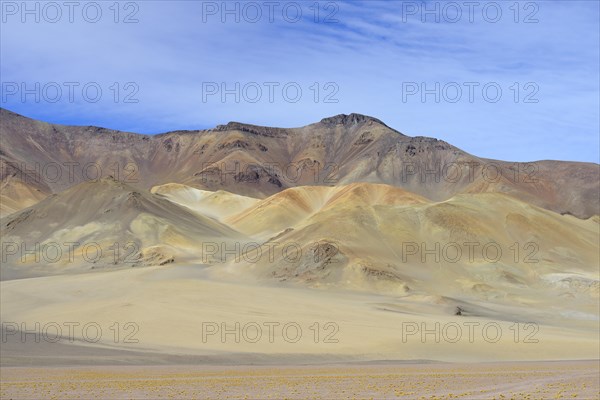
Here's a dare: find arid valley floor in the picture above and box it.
[1,263,598,399]
[2,362,599,399]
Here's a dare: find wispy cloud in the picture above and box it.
[1,0,598,162]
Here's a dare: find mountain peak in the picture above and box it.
[213,121,287,138]
[319,113,387,127]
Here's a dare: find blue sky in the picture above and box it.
[1,0,599,162]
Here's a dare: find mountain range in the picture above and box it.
[0,108,598,362]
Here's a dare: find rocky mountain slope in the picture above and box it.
[1,108,598,218]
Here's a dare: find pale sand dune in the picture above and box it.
[1,265,597,363]
[2,183,598,322]
[151,182,260,220]
[0,175,48,218]
[226,183,428,238]
[0,177,248,279]
[213,184,599,308]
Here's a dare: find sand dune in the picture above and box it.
[0,158,51,217]
[151,183,260,220]
[0,177,246,279]
[1,264,597,369]
[2,180,597,319]
[227,183,428,238]
[0,175,48,218]
[214,185,598,302]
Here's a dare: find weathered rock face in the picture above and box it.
[1,107,598,218]
[319,113,389,127]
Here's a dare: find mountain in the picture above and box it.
[1,108,598,295]
[1,108,598,366]
[213,183,599,302]
[0,177,245,280]
[1,108,598,218]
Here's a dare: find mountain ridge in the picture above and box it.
[1,107,598,218]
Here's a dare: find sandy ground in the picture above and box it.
[1,265,598,364]
[1,248,598,399]
[1,361,598,399]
